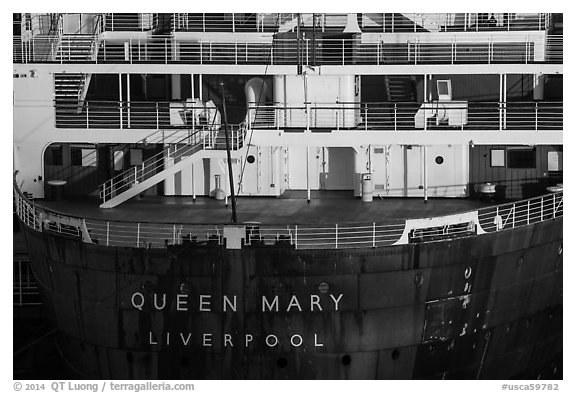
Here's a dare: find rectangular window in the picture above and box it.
[71,145,96,166]
[130,149,143,166]
[81,149,96,167]
[507,147,536,169]
[547,151,562,171]
[490,149,505,167]
[437,79,452,101]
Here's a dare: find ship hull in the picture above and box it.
[21,218,562,379]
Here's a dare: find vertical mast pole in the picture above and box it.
[220,82,237,223]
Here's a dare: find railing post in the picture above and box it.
[294,225,298,249]
[106,221,110,246]
[541,197,544,221]
[342,38,345,66]
[364,104,368,131]
[512,205,516,228]
[165,37,168,64]
[335,223,338,249]
[539,13,542,30]
[156,102,159,129]
[137,223,140,247]
[394,103,397,130]
[86,104,89,129]
[372,222,376,248]
[527,200,530,224]
[535,102,538,131]
[173,224,176,244]
[377,41,380,65]
[553,194,556,218]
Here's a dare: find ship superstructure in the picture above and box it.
[13,13,563,379]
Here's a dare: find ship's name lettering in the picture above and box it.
[130,293,343,312]
[148,332,325,348]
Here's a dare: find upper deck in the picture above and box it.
[13,13,562,75]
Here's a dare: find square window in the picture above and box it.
[490,149,505,167]
[547,151,562,171]
[130,149,143,166]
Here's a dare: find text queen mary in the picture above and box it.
[130,293,344,313]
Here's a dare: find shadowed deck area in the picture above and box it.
[37,191,489,225]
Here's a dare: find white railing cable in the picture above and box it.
[14,175,562,250]
[15,31,562,65]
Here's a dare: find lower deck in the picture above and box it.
[37,191,487,225]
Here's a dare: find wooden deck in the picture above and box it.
[36,191,489,225]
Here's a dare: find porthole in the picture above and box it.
[143,281,154,291]
[341,354,351,365]
[435,156,444,165]
[247,155,255,164]
[414,272,424,287]
[277,358,288,368]
[180,283,191,294]
[318,282,330,294]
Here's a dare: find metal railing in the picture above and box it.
[14,34,563,65]
[364,13,550,33]
[53,100,562,132]
[55,100,225,130]
[14,176,562,250]
[102,13,158,32]
[13,259,42,306]
[170,13,551,33]
[247,101,562,131]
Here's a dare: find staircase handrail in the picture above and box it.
[99,129,207,202]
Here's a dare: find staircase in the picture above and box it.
[55,34,96,62]
[54,73,91,123]
[248,106,276,128]
[385,75,416,102]
[99,127,245,208]
[99,131,212,208]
